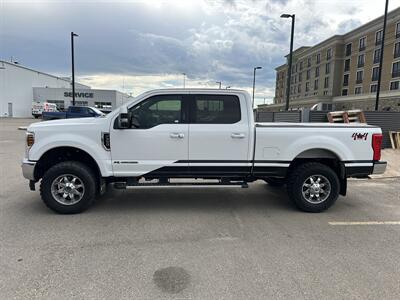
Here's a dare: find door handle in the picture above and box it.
[231,133,245,139]
[170,133,184,139]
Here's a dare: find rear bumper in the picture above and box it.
[21,159,36,181]
[372,161,387,175]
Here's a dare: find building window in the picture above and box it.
[306,69,311,80]
[324,77,329,88]
[292,65,296,73]
[315,66,320,77]
[314,79,319,90]
[395,42,400,59]
[345,43,352,56]
[305,82,310,92]
[94,101,112,110]
[316,53,321,64]
[71,101,88,107]
[370,84,378,93]
[325,63,330,74]
[343,74,349,86]
[359,37,366,51]
[342,89,348,96]
[47,100,65,111]
[372,67,380,81]
[299,72,302,82]
[323,91,329,96]
[355,87,362,94]
[344,59,351,72]
[375,30,383,45]
[300,61,303,70]
[390,81,399,90]
[393,62,400,78]
[356,70,364,84]
[396,22,400,39]
[298,84,301,93]
[307,57,311,67]
[326,48,332,60]
[357,54,365,68]
[373,48,381,64]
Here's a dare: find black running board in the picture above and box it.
[113,181,249,189]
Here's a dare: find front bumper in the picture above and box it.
[372,161,387,175]
[21,159,36,181]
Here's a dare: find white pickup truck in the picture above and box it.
[22,89,386,214]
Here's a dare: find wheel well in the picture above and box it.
[288,148,346,196]
[34,147,101,184]
[290,149,341,172]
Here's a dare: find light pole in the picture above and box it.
[225,86,231,89]
[252,66,262,108]
[281,13,295,111]
[182,73,186,88]
[375,0,389,111]
[216,81,222,89]
[71,32,79,106]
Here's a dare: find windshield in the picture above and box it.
[90,107,106,116]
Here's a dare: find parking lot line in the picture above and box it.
[329,221,400,226]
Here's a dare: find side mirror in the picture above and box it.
[116,107,131,129]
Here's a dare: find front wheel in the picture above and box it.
[40,161,97,214]
[287,162,340,213]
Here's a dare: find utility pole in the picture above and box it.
[71,32,79,106]
[281,14,295,111]
[375,0,389,111]
[216,81,222,89]
[182,73,186,88]
[252,66,262,108]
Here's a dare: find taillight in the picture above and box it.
[372,133,382,161]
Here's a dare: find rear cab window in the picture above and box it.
[192,95,241,124]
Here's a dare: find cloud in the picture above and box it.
[1,0,400,107]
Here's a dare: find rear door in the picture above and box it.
[188,94,251,176]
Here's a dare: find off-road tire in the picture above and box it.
[40,161,97,214]
[287,162,340,213]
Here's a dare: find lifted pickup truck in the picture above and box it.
[22,89,386,214]
[42,106,105,120]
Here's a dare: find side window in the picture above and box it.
[69,107,81,113]
[129,95,183,129]
[193,95,241,124]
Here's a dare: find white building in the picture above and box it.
[0,60,131,117]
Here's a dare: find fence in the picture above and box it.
[255,110,400,149]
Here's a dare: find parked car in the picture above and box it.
[42,106,105,120]
[22,89,386,214]
[32,102,58,118]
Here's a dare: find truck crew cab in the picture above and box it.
[22,89,386,214]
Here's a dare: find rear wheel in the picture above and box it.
[287,162,339,213]
[40,161,96,214]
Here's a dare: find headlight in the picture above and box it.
[26,131,35,147]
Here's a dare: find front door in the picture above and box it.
[188,94,250,176]
[110,94,189,177]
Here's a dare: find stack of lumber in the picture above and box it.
[327,110,366,123]
[389,131,400,149]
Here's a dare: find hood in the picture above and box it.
[28,117,108,131]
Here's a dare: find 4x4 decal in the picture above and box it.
[352,132,368,141]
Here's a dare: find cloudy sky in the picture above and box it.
[1,0,400,106]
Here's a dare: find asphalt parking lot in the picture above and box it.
[1,118,400,299]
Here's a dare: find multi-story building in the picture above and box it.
[263,7,400,112]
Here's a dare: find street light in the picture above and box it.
[71,32,79,106]
[252,66,262,108]
[225,86,231,89]
[281,13,295,111]
[375,0,389,111]
[216,81,222,89]
[182,72,186,88]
